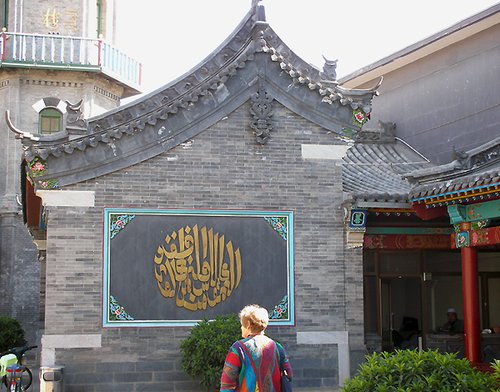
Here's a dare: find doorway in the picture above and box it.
[380,277,421,351]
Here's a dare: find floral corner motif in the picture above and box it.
[28,157,48,178]
[352,109,369,126]
[269,295,289,320]
[109,295,134,321]
[264,217,287,241]
[339,127,357,141]
[37,179,59,189]
[471,220,489,230]
[110,214,136,239]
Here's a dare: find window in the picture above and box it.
[1,0,8,30]
[97,0,106,38]
[39,108,62,134]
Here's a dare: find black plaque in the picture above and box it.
[103,209,294,326]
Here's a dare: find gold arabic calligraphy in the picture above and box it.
[154,225,242,311]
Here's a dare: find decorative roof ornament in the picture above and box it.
[319,56,338,85]
[250,79,274,144]
[356,121,396,143]
[452,146,471,170]
[65,99,87,132]
[252,0,266,22]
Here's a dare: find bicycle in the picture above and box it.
[0,345,37,391]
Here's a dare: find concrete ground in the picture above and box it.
[296,389,341,392]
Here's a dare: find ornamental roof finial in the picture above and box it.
[252,0,266,22]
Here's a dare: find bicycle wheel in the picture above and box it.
[5,368,33,391]
[20,367,32,391]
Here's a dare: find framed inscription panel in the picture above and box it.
[103,209,294,326]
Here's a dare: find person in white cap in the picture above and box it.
[438,308,464,334]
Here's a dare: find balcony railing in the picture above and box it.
[0,31,141,88]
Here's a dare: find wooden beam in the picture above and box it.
[364,234,450,249]
[452,226,500,248]
[411,203,448,220]
[366,227,452,235]
[448,199,500,224]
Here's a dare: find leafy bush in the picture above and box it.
[180,314,241,391]
[342,349,497,392]
[0,316,25,353]
[492,359,500,384]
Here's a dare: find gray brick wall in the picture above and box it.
[43,101,363,391]
[0,66,126,342]
[0,213,40,345]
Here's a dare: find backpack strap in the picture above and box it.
[276,343,285,372]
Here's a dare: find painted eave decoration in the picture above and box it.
[7,3,380,191]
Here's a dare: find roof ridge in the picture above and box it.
[15,21,379,161]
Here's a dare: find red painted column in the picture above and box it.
[461,247,481,363]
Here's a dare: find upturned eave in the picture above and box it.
[12,4,379,191]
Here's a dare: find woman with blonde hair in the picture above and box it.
[220,304,293,391]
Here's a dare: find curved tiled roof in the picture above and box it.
[10,4,379,190]
[410,168,499,202]
[342,127,431,204]
[407,137,500,203]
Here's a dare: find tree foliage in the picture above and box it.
[0,316,25,353]
[180,314,241,391]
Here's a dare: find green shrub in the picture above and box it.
[342,349,497,392]
[492,359,500,384]
[0,316,25,353]
[180,314,241,391]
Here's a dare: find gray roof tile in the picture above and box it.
[343,129,431,203]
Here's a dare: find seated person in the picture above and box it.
[438,308,464,334]
[393,316,420,349]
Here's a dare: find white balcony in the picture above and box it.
[0,31,142,91]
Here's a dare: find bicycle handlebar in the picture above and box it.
[1,345,38,361]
